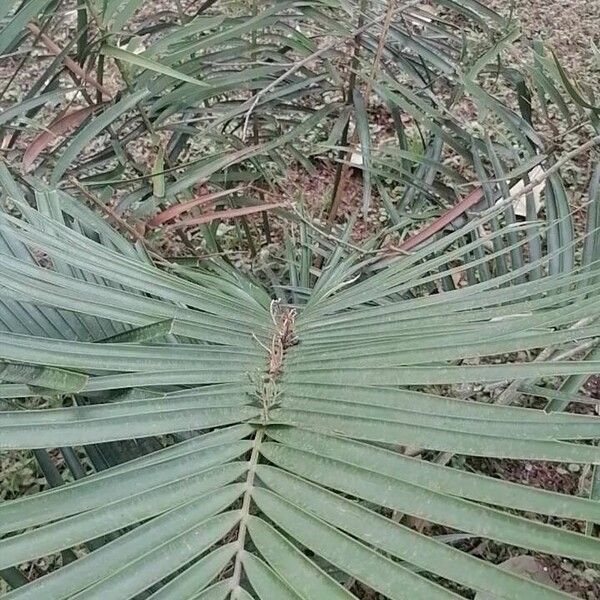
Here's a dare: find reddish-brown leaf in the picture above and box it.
[166,202,284,230]
[27,24,112,99]
[23,105,103,172]
[148,186,245,227]
[397,187,484,252]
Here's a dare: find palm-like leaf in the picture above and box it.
[1,168,600,599]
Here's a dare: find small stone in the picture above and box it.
[475,556,557,600]
[583,568,598,582]
[568,463,581,473]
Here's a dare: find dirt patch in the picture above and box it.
[489,0,599,78]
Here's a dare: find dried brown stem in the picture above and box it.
[26,23,112,99]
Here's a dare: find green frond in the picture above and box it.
[1,168,599,598]
[2,0,600,598]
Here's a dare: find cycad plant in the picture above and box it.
[2,167,600,599]
[2,0,600,598]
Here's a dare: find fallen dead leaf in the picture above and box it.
[165,202,284,230]
[23,105,104,172]
[148,186,245,227]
